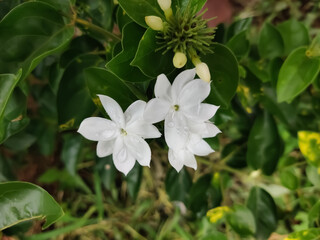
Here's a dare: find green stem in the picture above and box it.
[75,18,121,41]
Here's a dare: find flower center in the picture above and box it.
[173,104,180,111]
[120,128,127,136]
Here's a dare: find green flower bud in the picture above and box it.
[196,62,211,83]
[173,52,187,68]
[145,16,164,31]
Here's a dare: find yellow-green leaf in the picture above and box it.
[298,131,320,166]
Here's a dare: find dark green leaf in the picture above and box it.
[202,43,239,108]
[246,59,269,83]
[200,231,227,240]
[116,6,133,33]
[131,28,175,78]
[247,187,277,240]
[226,205,256,236]
[106,22,151,82]
[0,155,15,182]
[226,31,250,59]
[188,174,212,216]
[0,2,74,81]
[61,133,83,176]
[57,54,104,131]
[125,163,142,200]
[277,47,320,103]
[247,110,283,175]
[85,67,137,112]
[95,156,117,191]
[277,19,310,55]
[38,168,91,194]
[258,22,284,59]
[117,0,163,28]
[77,0,114,31]
[226,18,252,41]
[0,0,20,20]
[0,88,29,144]
[0,181,64,230]
[165,168,192,204]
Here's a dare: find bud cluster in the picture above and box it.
[145,0,215,82]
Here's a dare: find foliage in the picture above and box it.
[0,0,320,239]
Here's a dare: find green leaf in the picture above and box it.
[0,0,20,20]
[226,205,256,236]
[226,18,252,41]
[57,54,104,131]
[226,31,250,59]
[246,187,277,240]
[117,0,163,28]
[38,168,91,194]
[309,201,320,227]
[200,231,227,240]
[306,165,320,187]
[280,167,299,190]
[0,2,74,81]
[277,47,320,103]
[258,22,284,59]
[106,22,151,82]
[246,59,269,83]
[165,168,192,204]
[277,19,310,55]
[0,88,29,144]
[0,70,22,130]
[95,156,117,191]
[85,67,137,112]
[116,5,133,32]
[202,43,239,108]
[247,111,283,175]
[61,133,83,176]
[286,228,320,240]
[125,163,142,200]
[0,181,64,230]
[131,28,175,78]
[188,174,212,216]
[298,131,320,167]
[77,0,114,31]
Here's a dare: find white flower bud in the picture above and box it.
[196,62,211,82]
[145,16,164,31]
[157,0,171,11]
[173,52,187,68]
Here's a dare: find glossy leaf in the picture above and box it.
[106,22,151,82]
[226,31,250,59]
[226,205,256,236]
[116,6,133,32]
[246,59,269,83]
[277,47,320,103]
[0,2,74,81]
[57,54,104,131]
[309,201,320,227]
[95,156,117,191]
[131,28,174,78]
[258,22,284,59]
[226,18,252,41]
[247,111,283,175]
[0,0,20,20]
[0,181,64,230]
[0,70,22,130]
[117,0,163,28]
[298,131,320,167]
[165,168,192,204]
[202,43,239,108]
[85,67,137,112]
[277,19,309,55]
[247,187,277,240]
[0,89,29,144]
[286,228,320,240]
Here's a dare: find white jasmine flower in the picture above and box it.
[78,95,161,175]
[144,69,219,150]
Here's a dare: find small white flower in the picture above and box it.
[144,69,219,150]
[78,95,161,175]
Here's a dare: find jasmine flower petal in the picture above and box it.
[78,117,118,141]
[144,98,171,123]
[179,79,211,107]
[155,74,172,100]
[165,112,188,150]
[97,139,115,157]
[98,95,125,127]
[125,135,151,167]
[112,137,136,175]
[127,121,161,139]
[168,148,184,172]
